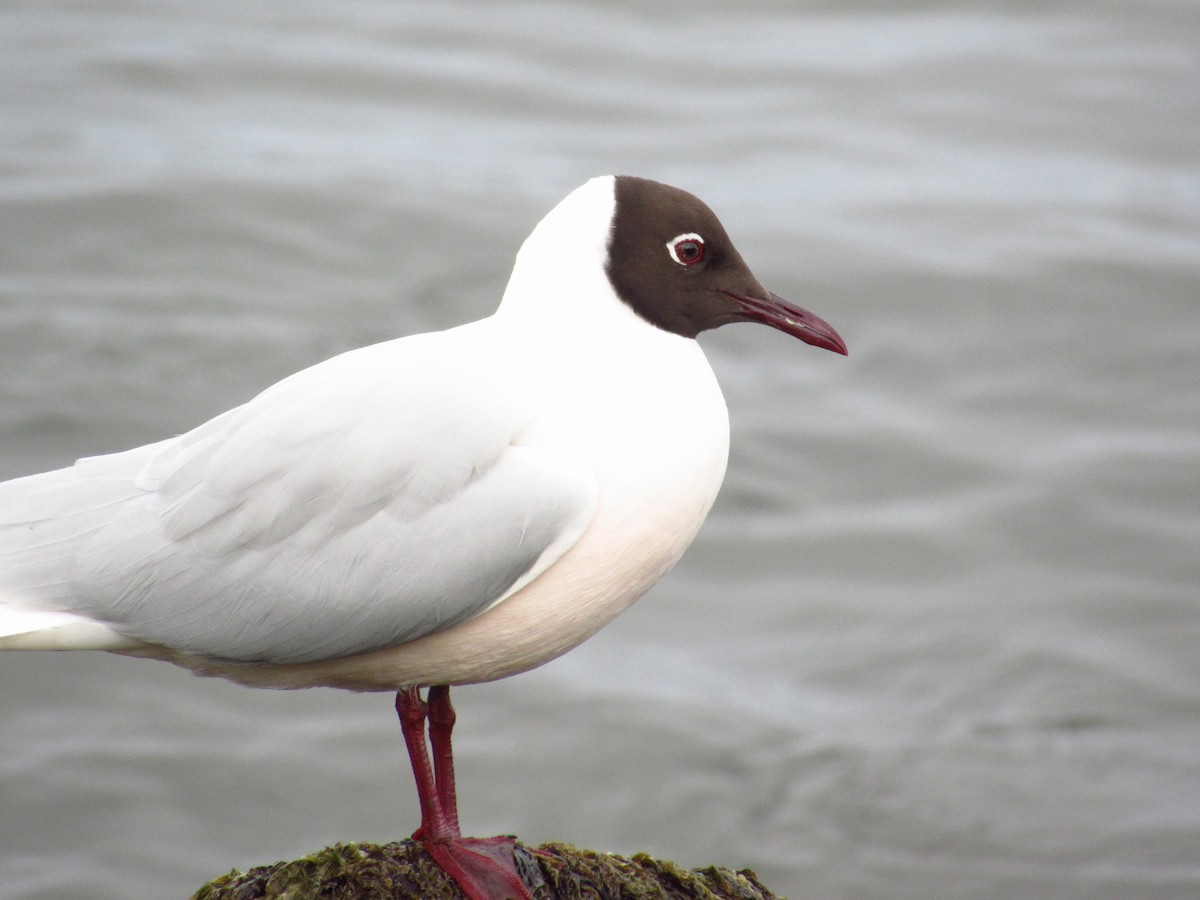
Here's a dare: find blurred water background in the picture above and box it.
[1,2,1198,898]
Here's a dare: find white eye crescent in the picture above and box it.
[666,232,705,266]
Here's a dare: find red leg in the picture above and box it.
[427,684,462,836]
[395,686,532,900]
[395,687,454,840]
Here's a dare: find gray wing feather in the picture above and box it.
[1,329,597,664]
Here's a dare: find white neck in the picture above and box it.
[495,176,650,340]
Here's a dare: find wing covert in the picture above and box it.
[45,329,597,663]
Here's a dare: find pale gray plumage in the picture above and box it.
[0,322,597,664]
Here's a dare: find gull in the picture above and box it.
[0,176,846,899]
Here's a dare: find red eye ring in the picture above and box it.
[667,232,705,266]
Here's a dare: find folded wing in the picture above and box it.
[0,327,597,664]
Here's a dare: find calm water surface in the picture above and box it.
[1,2,1198,898]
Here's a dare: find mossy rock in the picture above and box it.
[192,839,783,899]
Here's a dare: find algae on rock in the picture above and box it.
[192,839,784,899]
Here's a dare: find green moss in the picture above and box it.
[191,840,783,900]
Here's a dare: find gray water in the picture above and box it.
[1,2,1198,898]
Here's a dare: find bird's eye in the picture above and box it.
[666,233,705,267]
